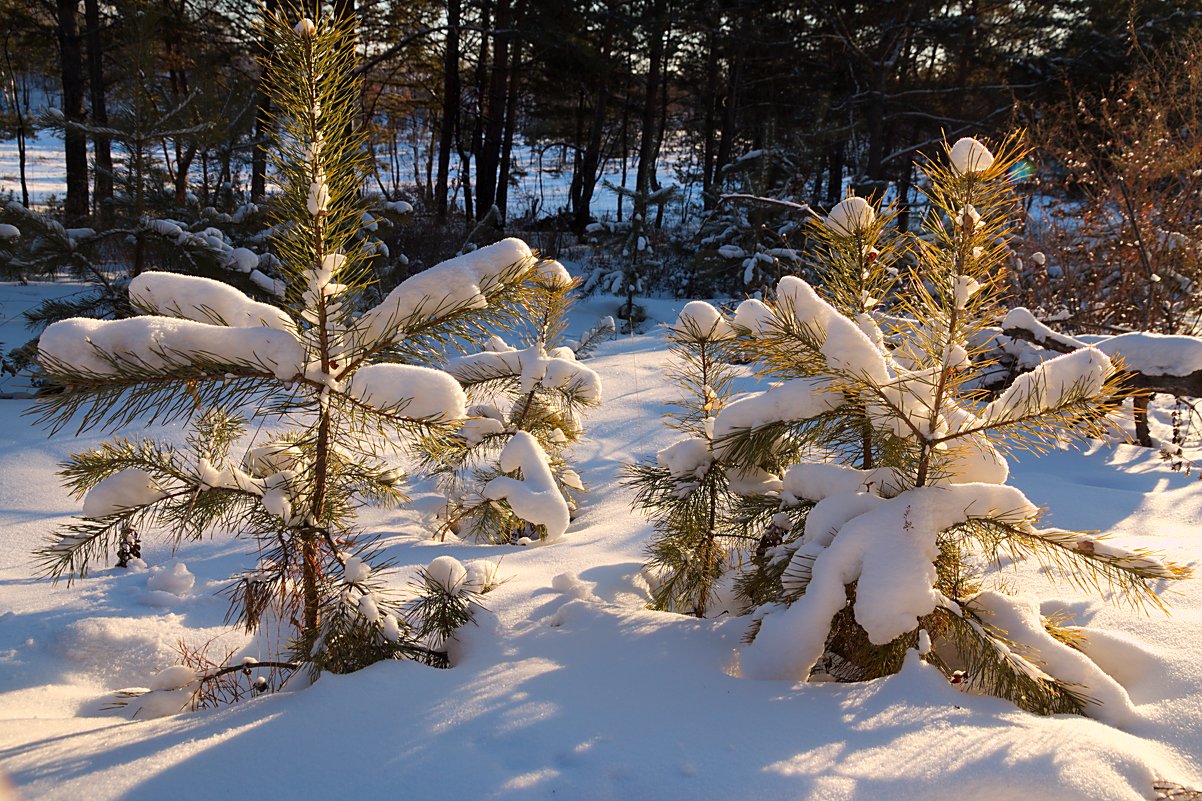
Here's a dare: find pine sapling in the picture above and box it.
[626,301,743,617]
[32,8,535,689]
[716,135,1190,722]
[428,260,603,544]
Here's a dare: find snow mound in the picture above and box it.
[129,271,295,332]
[81,468,166,518]
[824,196,875,236]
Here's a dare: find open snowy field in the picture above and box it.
[0,281,1200,801]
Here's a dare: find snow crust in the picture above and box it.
[1,290,1200,801]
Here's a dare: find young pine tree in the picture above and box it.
[33,9,535,679]
[626,301,743,617]
[716,136,1189,723]
[428,261,603,544]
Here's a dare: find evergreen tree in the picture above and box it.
[712,135,1189,721]
[626,301,742,617]
[33,7,536,681]
[428,260,603,544]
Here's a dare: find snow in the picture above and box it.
[81,468,166,517]
[344,363,467,421]
[0,223,18,239]
[146,665,199,692]
[1004,307,1202,377]
[483,431,571,542]
[449,344,602,403]
[1096,332,1202,377]
[670,301,734,340]
[0,287,1201,801]
[948,137,996,175]
[969,591,1136,727]
[743,484,1041,680]
[227,247,259,274]
[983,347,1112,423]
[145,563,195,597]
[824,196,875,236]
[657,436,712,480]
[776,276,891,382]
[712,378,840,446]
[39,316,305,381]
[355,238,533,347]
[128,272,295,333]
[426,555,468,592]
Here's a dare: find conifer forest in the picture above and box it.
[1,2,1202,800]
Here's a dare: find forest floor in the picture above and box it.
[0,281,1200,801]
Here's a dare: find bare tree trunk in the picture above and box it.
[57,0,89,224]
[496,36,522,222]
[2,34,29,208]
[435,0,461,220]
[476,0,510,219]
[83,0,111,222]
[251,0,279,202]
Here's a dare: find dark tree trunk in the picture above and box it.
[826,143,843,204]
[475,0,510,219]
[461,0,491,225]
[634,0,668,215]
[435,0,461,220]
[57,0,89,224]
[251,0,279,202]
[701,25,718,207]
[496,36,522,222]
[83,0,111,222]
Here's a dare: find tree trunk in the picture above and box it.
[435,0,461,220]
[251,0,279,202]
[496,36,522,222]
[701,24,718,207]
[83,0,111,222]
[57,0,89,224]
[2,35,29,208]
[475,0,510,219]
[634,0,668,216]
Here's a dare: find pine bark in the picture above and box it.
[57,0,89,224]
[435,0,461,220]
[83,0,111,222]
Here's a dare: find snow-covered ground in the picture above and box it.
[0,282,1200,800]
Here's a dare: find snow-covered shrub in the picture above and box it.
[716,135,1189,721]
[34,12,534,677]
[426,260,602,544]
[626,301,742,616]
[693,149,811,297]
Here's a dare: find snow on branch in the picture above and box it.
[39,316,304,381]
[354,238,534,349]
[129,271,296,333]
[483,431,570,543]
